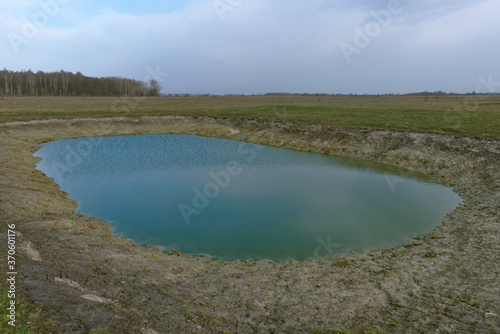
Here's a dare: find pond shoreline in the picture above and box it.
[33,132,462,263]
[1,117,499,333]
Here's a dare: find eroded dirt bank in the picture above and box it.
[0,117,499,333]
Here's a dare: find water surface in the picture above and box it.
[34,135,461,261]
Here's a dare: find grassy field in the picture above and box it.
[1,95,499,139]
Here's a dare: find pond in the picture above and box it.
[34,135,461,262]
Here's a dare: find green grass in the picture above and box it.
[0,281,58,333]
[0,95,498,333]
[1,95,499,139]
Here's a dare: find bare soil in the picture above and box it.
[1,117,499,333]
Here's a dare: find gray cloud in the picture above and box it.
[1,0,499,94]
[319,0,494,28]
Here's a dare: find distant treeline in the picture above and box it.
[168,92,499,97]
[263,91,499,97]
[0,69,161,97]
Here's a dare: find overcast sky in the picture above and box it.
[1,0,499,95]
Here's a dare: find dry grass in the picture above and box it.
[0,95,499,139]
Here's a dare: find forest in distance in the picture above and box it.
[2,68,499,98]
[0,68,161,97]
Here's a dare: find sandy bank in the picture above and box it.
[0,117,499,333]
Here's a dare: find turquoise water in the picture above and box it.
[34,135,461,261]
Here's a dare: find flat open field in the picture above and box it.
[1,95,499,139]
[0,96,499,333]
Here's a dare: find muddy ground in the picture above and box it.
[0,117,499,333]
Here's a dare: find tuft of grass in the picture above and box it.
[158,289,169,296]
[42,319,58,330]
[332,260,351,267]
[111,303,128,316]
[89,328,111,334]
[384,321,398,328]
[424,251,439,258]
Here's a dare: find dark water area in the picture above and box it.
[34,135,461,261]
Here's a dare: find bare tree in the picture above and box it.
[148,79,162,96]
[0,68,154,97]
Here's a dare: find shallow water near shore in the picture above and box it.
[34,134,461,261]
